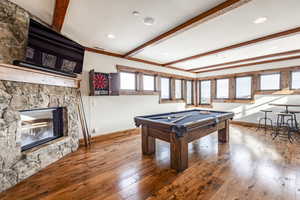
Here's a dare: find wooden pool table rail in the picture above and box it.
[135,112,233,137]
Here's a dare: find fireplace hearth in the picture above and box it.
[20,108,64,151]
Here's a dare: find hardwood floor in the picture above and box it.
[1,125,300,200]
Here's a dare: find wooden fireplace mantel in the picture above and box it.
[0,63,81,88]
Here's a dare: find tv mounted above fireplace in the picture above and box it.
[14,19,85,77]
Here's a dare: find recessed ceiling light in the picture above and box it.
[107,34,115,39]
[143,17,155,26]
[162,52,169,56]
[253,17,267,24]
[132,11,140,16]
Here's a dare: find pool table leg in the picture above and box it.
[218,119,229,143]
[141,125,156,155]
[170,135,188,172]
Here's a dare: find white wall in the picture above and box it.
[81,52,195,136]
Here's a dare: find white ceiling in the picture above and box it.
[62,0,226,53]
[9,0,55,25]
[197,57,300,78]
[174,34,300,70]
[133,0,300,64]
[194,53,300,73]
[8,0,300,72]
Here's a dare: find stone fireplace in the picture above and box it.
[0,0,82,192]
[0,81,80,192]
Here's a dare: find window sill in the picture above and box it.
[213,98,229,103]
[160,99,185,104]
[213,99,254,103]
[195,104,213,108]
[255,89,300,95]
[119,90,160,95]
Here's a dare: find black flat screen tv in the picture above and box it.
[21,19,85,75]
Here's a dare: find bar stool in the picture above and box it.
[257,110,273,133]
[288,111,300,132]
[272,113,295,143]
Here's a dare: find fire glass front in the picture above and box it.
[20,107,64,151]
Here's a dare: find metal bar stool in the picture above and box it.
[257,110,273,133]
[288,111,300,132]
[272,113,295,143]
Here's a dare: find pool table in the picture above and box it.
[134,109,234,171]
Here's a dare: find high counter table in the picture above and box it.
[269,103,300,113]
[134,109,234,171]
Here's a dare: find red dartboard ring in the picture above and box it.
[93,73,108,89]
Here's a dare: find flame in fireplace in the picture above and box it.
[21,122,49,130]
[20,108,64,151]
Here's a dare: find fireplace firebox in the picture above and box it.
[20,107,64,151]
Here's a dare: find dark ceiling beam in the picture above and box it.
[190,49,300,72]
[52,0,70,32]
[196,55,300,74]
[123,0,251,58]
[164,26,300,66]
[85,47,123,58]
[85,47,193,73]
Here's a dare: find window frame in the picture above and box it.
[290,70,300,90]
[186,80,194,105]
[216,78,230,99]
[142,73,156,91]
[119,71,137,91]
[259,72,281,91]
[199,80,212,105]
[116,65,196,104]
[175,79,183,100]
[160,76,171,100]
[235,76,253,100]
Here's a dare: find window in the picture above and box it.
[216,79,229,99]
[175,79,182,99]
[291,71,300,89]
[161,77,170,99]
[186,81,193,104]
[143,75,155,91]
[260,73,280,90]
[120,72,136,90]
[200,80,211,104]
[236,76,252,99]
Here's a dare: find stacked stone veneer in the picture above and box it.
[0,0,29,64]
[0,81,80,192]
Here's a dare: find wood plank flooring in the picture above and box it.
[0,125,300,200]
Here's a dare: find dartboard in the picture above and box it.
[93,73,109,90]
[89,71,110,96]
